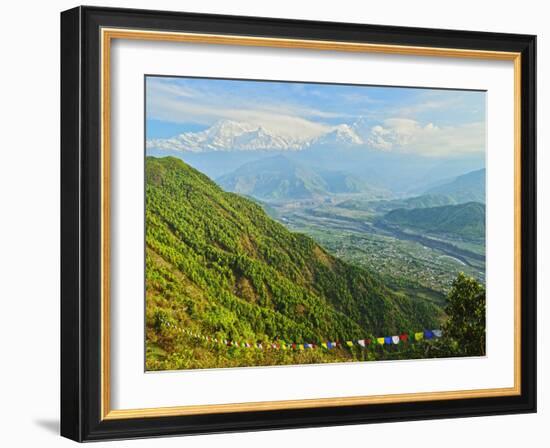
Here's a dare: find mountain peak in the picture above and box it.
[313,124,364,146]
[147,119,366,153]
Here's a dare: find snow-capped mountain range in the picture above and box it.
[146,119,364,153]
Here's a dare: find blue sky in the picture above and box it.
[146,76,486,157]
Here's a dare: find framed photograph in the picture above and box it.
[61,6,536,441]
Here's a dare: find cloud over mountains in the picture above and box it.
[147,117,484,157]
[146,77,486,158]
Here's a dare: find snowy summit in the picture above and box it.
[146,119,364,153]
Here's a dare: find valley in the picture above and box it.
[266,196,485,296]
[216,155,487,298]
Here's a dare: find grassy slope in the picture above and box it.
[145,156,443,370]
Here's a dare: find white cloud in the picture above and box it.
[148,80,197,99]
[365,118,485,157]
[146,78,332,140]
[393,97,461,117]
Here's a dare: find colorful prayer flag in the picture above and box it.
[185,329,440,352]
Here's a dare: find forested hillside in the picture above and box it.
[382,202,486,240]
[145,156,443,370]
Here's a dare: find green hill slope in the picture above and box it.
[425,169,486,203]
[145,156,443,370]
[338,193,456,214]
[382,202,486,240]
[317,169,390,197]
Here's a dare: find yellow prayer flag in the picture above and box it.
[377,337,385,345]
[321,342,328,349]
[346,341,353,347]
[415,332,424,341]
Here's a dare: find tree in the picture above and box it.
[441,273,486,356]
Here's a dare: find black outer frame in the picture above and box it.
[60,6,537,442]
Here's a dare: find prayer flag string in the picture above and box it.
[164,323,443,351]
